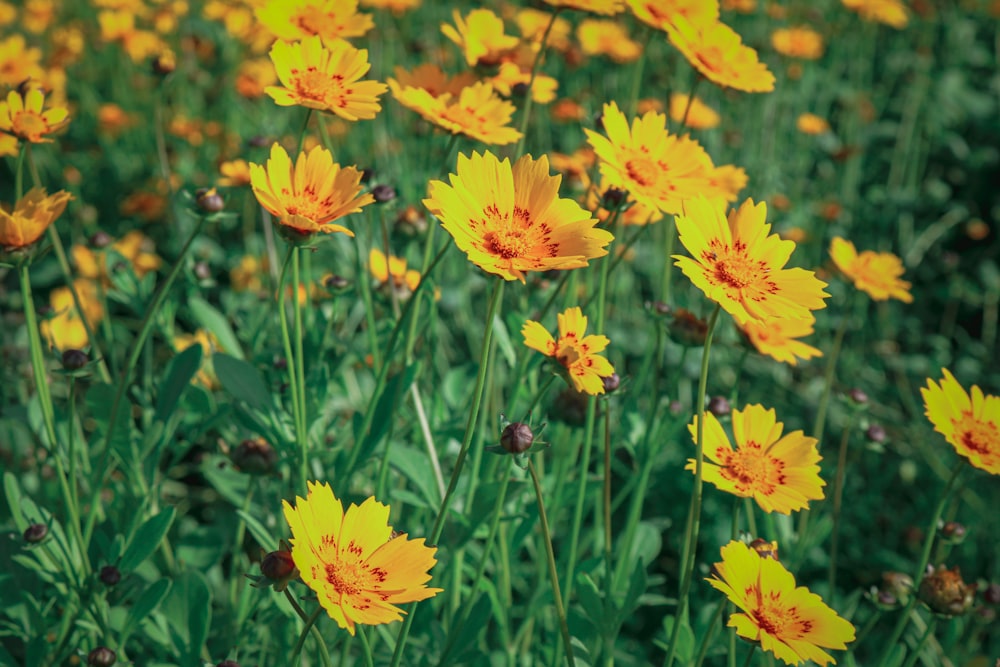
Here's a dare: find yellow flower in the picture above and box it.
[230,255,269,293]
[250,143,373,239]
[283,481,442,635]
[706,164,748,202]
[666,16,775,93]
[796,112,829,135]
[97,103,135,135]
[387,64,476,99]
[686,404,824,513]
[543,0,624,15]
[921,369,1000,476]
[359,0,421,14]
[369,248,421,296]
[516,9,572,51]
[523,307,615,395]
[256,0,374,41]
[829,237,912,303]
[266,36,387,121]
[218,159,252,187]
[585,101,724,216]
[73,231,162,283]
[424,151,613,282]
[0,188,72,250]
[669,93,721,129]
[441,8,519,68]
[627,0,719,29]
[0,131,16,157]
[235,58,278,99]
[708,540,856,665]
[0,35,45,87]
[771,26,824,60]
[741,315,822,366]
[489,57,559,104]
[41,279,104,352]
[390,80,522,146]
[842,0,908,28]
[577,19,642,63]
[673,197,829,324]
[0,88,70,143]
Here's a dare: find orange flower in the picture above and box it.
[669,93,721,129]
[771,26,824,60]
[741,315,822,366]
[796,113,829,135]
[0,188,72,251]
[627,0,719,29]
[256,0,374,41]
[666,16,775,93]
[829,237,912,303]
[842,0,908,28]
[441,8,519,68]
[0,87,70,143]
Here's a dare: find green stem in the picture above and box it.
[388,277,505,667]
[20,264,89,574]
[626,26,650,118]
[663,303,722,667]
[356,221,383,370]
[875,461,964,667]
[677,77,702,131]
[286,592,332,667]
[357,627,375,667]
[514,9,560,159]
[276,246,305,494]
[293,248,309,490]
[661,217,676,304]
[898,618,937,667]
[692,598,726,667]
[298,108,314,154]
[828,411,859,598]
[528,459,575,667]
[81,212,207,549]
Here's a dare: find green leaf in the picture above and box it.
[620,560,648,619]
[390,444,440,507]
[492,312,516,368]
[162,570,212,663]
[214,353,272,413]
[659,615,695,664]
[154,343,203,421]
[188,295,244,359]
[236,509,278,554]
[626,522,662,568]
[576,573,609,627]
[119,578,171,646]
[86,383,133,459]
[3,472,30,532]
[353,363,419,468]
[119,507,176,573]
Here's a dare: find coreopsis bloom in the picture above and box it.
[686,404,824,513]
[585,101,729,216]
[98,10,166,62]
[283,481,442,635]
[235,58,278,99]
[666,16,775,93]
[708,540,856,665]
[796,113,829,135]
[266,36,387,121]
[741,315,822,366]
[489,57,559,105]
[424,151,613,282]
[0,88,69,143]
[829,237,912,303]
[72,231,162,282]
[441,8,519,68]
[706,164,748,202]
[577,19,642,63]
[0,35,45,87]
[842,0,908,29]
[230,255,268,293]
[516,9,572,51]
[256,0,374,41]
[40,279,104,351]
[97,103,135,135]
[669,93,721,129]
[771,26,824,60]
[673,197,830,324]
[922,369,1000,476]
[370,248,420,297]
[543,0,624,15]
[0,188,72,251]
[250,143,373,239]
[627,0,719,29]
[218,159,252,187]
[387,64,477,98]
[390,81,522,146]
[360,0,421,13]
[522,307,615,395]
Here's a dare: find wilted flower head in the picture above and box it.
[919,564,976,616]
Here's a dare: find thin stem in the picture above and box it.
[20,264,89,574]
[297,108,314,154]
[81,213,207,549]
[293,248,309,491]
[514,9,560,159]
[528,459,575,667]
[663,303,722,667]
[626,25,650,118]
[740,644,756,667]
[677,77,702,131]
[898,618,937,667]
[357,627,375,667]
[828,411,859,598]
[692,598,727,667]
[276,246,305,494]
[286,592,332,667]
[389,277,505,667]
[875,461,964,667]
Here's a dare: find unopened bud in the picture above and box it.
[99,565,121,587]
[217,661,240,667]
[848,388,868,404]
[865,424,886,443]
[372,184,396,203]
[62,349,89,371]
[360,168,375,184]
[918,564,976,616]
[231,438,278,475]
[940,521,966,543]
[196,187,225,213]
[87,647,116,667]
[323,274,350,290]
[602,373,621,394]
[600,186,628,211]
[90,231,112,248]
[983,582,1000,605]
[194,261,212,280]
[152,50,176,75]
[24,523,47,543]
[500,422,534,454]
[707,396,731,417]
[882,571,914,600]
[258,549,298,591]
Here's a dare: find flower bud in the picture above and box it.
[600,186,628,211]
[196,187,225,213]
[918,564,976,616]
[322,274,350,291]
[99,565,121,587]
[707,396,731,417]
[511,82,529,98]
[396,205,428,236]
[248,135,271,148]
[748,538,778,560]
[500,422,534,455]
[24,523,47,543]
[874,588,898,609]
[152,50,176,76]
[372,184,396,204]
[257,548,298,591]
[62,349,90,371]
[865,424,886,443]
[217,661,240,667]
[90,230,112,248]
[87,647,117,667]
[940,521,966,543]
[360,168,375,184]
[194,261,212,281]
[602,373,621,394]
[847,388,868,404]
[231,438,278,475]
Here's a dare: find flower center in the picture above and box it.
[725,444,770,485]
[625,157,658,188]
[955,412,998,456]
[712,249,761,289]
[291,67,345,103]
[478,204,554,262]
[325,560,367,596]
[13,111,46,139]
[750,596,811,640]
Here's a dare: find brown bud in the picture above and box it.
[848,388,868,404]
[231,438,278,475]
[918,564,976,616]
[940,521,966,543]
[983,582,1000,605]
[24,523,47,543]
[602,373,621,394]
[500,422,534,454]
[99,565,121,587]
[259,548,298,591]
[371,184,396,203]
[62,349,90,371]
[196,187,225,213]
[87,647,116,667]
[707,396,731,417]
[865,424,887,443]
